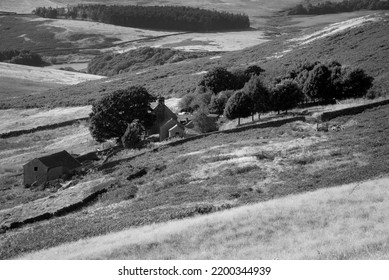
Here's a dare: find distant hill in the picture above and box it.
[0,13,388,108]
[87,47,218,76]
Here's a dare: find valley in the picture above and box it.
[0,0,388,261]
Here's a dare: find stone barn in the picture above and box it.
[23,150,82,186]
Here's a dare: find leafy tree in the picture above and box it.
[192,110,218,133]
[244,65,265,77]
[178,92,196,113]
[89,86,156,143]
[341,68,374,98]
[121,119,145,149]
[224,90,253,125]
[302,64,333,102]
[208,90,234,115]
[243,75,271,120]
[199,67,235,94]
[271,80,303,114]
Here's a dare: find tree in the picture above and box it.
[341,68,374,98]
[121,119,145,149]
[244,65,265,78]
[302,64,333,103]
[271,80,303,114]
[192,110,218,133]
[208,90,233,115]
[224,90,253,125]
[89,86,156,143]
[198,67,235,94]
[243,75,271,120]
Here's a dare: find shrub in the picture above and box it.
[341,68,374,98]
[121,119,146,149]
[192,110,218,133]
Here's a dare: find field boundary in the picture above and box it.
[0,117,89,139]
[320,98,389,121]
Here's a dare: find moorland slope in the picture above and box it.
[19,175,389,259]
[1,103,389,259]
[1,13,387,108]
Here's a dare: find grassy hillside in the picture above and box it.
[0,62,104,99]
[1,13,387,109]
[19,176,389,259]
[88,47,217,76]
[1,103,388,259]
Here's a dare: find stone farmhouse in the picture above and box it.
[148,97,186,141]
[23,150,81,186]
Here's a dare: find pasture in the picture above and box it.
[0,62,104,99]
[18,176,389,259]
[0,121,100,210]
[1,103,388,259]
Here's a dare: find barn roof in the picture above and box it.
[37,150,82,170]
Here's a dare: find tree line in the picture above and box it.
[88,61,373,146]
[34,5,250,32]
[180,61,374,125]
[0,49,45,66]
[287,0,389,15]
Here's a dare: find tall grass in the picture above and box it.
[19,176,389,260]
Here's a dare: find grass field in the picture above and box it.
[18,176,389,259]
[0,62,104,99]
[0,106,91,133]
[1,103,388,259]
[0,121,100,210]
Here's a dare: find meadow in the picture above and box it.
[1,103,388,259]
[0,62,104,100]
[19,176,389,259]
[0,121,100,210]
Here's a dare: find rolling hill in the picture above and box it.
[1,12,387,108]
[1,102,389,259]
[0,62,104,99]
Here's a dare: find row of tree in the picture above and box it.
[181,62,373,125]
[287,0,389,15]
[34,5,250,32]
[0,49,45,66]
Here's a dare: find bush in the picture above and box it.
[341,68,374,99]
[192,110,218,133]
[121,119,145,149]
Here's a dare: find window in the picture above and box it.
[34,167,38,171]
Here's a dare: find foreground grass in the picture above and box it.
[1,104,388,259]
[18,175,389,260]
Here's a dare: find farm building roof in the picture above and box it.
[37,150,82,170]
